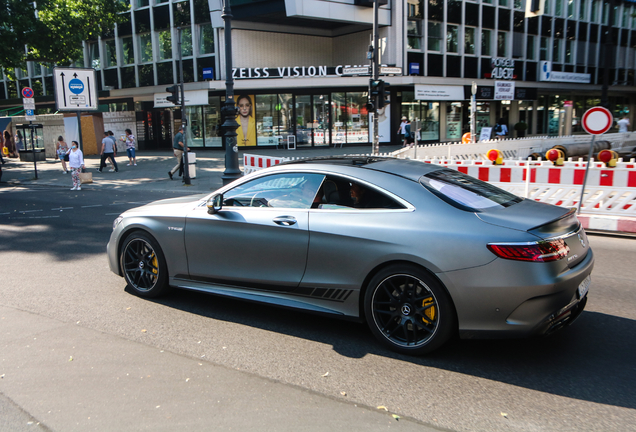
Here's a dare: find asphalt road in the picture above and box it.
[1,186,635,432]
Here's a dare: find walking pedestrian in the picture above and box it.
[68,141,85,191]
[123,129,137,166]
[169,126,186,180]
[404,119,414,147]
[0,134,5,183]
[617,115,630,133]
[56,136,69,173]
[4,130,17,158]
[14,131,23,153]
[107,131,118,171]
[398,116,408,146]
[97,131,118,173]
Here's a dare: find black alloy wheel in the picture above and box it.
[120,232,169,297]
[364,264,455,355]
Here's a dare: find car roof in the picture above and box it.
[280,156,444,181]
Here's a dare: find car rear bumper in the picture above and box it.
[446,248,594,340]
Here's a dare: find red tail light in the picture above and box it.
[487,239,570,262]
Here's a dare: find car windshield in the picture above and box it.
[420,169,522,211]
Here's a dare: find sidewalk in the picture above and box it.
[1,145,634,234]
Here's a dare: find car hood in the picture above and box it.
[476,199,575,235]
[122,194,207,216]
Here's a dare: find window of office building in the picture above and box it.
[447,25,459,53]
[138,33,153,63]
[527,35,536,59]
[88,43,100,70]
[157,30,172,60]
[567,0,575,18]
[121,37,135,65]
[465,27,476,55]
[428,22,442,51]
[555,0,563,16]
[104,39,117,68]
[497,32,507,57]
[580,0,587,20]
[180,27,193,56]
[540,36,548,60]
[591,0,599,22]
[553,38,561,62]
[622,6,629,28]
[499,0,508,6]
[565,40,573,63]
[408,20,422,50]
[482,29,492,56]
[199,24,215,54]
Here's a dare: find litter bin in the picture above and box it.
[184,152,196,179]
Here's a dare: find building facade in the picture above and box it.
[2,0,636,150]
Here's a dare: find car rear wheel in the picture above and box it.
[120,232,169,298]
[364,265,455,355]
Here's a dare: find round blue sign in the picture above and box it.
[68,79,84,95]
[22,87,34,98]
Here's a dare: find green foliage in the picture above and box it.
[0,0,129,78]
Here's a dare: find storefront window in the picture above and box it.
[347,92,369,144]
[400,92,440,142]
[256,94,278,146]
[278,94,294,138]
[187,106,203,147]
[446,102,463,140]
[331,92,347,147]
[296,95,312,146]
[518,101,533,135]
[205,97,222,147]
[312,95,330,146]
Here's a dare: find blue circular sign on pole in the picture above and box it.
[68,79,85,95]
[22,87,34,98]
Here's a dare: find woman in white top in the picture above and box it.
[68,141,85,191]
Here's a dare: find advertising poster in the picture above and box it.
[236,94,257,146]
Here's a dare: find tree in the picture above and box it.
[0,0,129,78]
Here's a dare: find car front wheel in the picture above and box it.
[120,231,169,298]
[364,265,455,355]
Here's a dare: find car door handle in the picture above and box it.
[273,216,297,226]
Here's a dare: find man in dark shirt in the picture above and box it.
[169,126,185,180]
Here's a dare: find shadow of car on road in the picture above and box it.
[133,286,636,412]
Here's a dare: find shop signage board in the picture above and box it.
[154,89,209,108]
[231,65,401,79]
[53,67,98,111]
[494,81,515,100]
[380,67,402,75]
[415,85,464,100]
[539,61,590,83]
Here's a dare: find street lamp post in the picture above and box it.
[471,81,477,143]
[221,0,241,185]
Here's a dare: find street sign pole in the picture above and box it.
[578,106,613,214]
[371,0,380,155]
[177,27,191,186]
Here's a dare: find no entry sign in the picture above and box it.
[582,106,613,135]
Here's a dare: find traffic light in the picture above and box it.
[369,79,382,99]
[166,85,180,105]
[378,81,390,109]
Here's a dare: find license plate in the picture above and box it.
[578,274,591,299]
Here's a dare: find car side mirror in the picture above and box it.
[207,193,223,214]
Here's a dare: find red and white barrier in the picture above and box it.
[243,155,285,174]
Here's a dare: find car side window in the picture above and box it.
[317,176,404,209]
[223,173,325,209]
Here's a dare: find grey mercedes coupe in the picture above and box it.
[107,157,593,355]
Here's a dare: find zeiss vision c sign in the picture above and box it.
[53,67,99,111]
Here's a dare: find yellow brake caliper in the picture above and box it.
[151,254,158,275]
[422,296,436,324]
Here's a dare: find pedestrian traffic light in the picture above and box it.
[369,79,382,99]
[166,85,180,105]
[378,81,390,109]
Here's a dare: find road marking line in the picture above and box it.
[81,205,103,208]
[52,207,74,210]
[105,213,121,215]
[0,212,10,215]
[20,209,43,213]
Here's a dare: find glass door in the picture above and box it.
[295,95,312,147]
[312,94,330,146]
